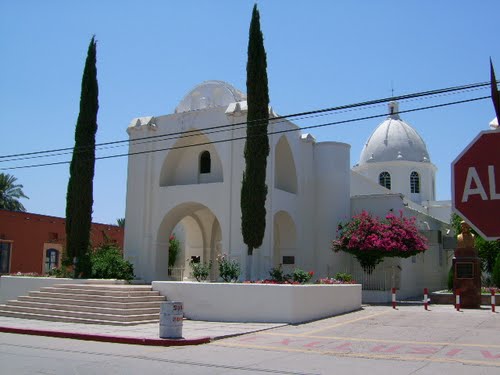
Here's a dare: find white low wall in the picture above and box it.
[152,281,361,324]
[362,290,393,303]
[0,276,127,303]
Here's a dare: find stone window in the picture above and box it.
[379,171,391,190]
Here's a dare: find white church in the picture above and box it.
[124,80,453,300]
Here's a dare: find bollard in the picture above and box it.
[392,288,397,309]
[159,301,183,339]
[491,289,496,313]
[424,288,429,311]
[455,289,461,311]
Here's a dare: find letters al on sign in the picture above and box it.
[452,130,500,240]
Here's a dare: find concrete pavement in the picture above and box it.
[0,314,286,346]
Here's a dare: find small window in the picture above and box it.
[379,171,391,190]
[410,171,420,193]
[282,256,295,265]
[45,248,59,273]
[199,151,211,174]
[0,242,12,274]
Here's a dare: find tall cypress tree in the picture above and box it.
[65,36,99,277]
[241,4,270,263]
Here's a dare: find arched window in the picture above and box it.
[45,248,59,273]
[379,171,391,190]
[199,151,211,174]
[410,171,420,193]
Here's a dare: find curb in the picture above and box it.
[0,326,211,346]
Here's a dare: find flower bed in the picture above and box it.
[152,281,361,324]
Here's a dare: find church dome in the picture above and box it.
[358,102,431,165]
[175,80,246,113]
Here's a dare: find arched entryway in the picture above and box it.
[156,202,222,281]
[273,211,297,274]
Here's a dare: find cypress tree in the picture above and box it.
[65,36,99,277]
[241,4,270,262]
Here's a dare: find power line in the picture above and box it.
[0,95,489,171]
[0,80,494,162]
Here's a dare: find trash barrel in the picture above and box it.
[159,301,183,339]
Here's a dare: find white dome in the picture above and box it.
[175,80,246,113]
[358,102,430,165]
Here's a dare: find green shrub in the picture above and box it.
[47,266,73,278]
[90,243,134,281]
[269,265,286,283]
[448,265,454,290]
[217,254,241,282]
[334,272,353,282]
[492,253,500,288]
[168,234,180,269]
[292,268,313,283]
[188,258,211,282]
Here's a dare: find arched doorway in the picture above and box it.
[156,202,222,281]
[273,211,297,274]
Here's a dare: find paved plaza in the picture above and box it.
[1,304,499,373]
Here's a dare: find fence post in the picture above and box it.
[392,288,397,309]
[424,288,429,311]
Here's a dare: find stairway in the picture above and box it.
[0,284,166,325]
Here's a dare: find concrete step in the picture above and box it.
[39,286,160,297]
[29,291,165,303]
[17,296,163,309]
[0,308,159,326]
[6,300,160,315]
[1,304,159,322]
[0,284,168,325]
[51,283,153,291]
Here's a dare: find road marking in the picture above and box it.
[213,341,500,367]
[297,311,390,336]
[258,331,500,349]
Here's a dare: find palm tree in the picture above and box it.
[0,173,29,211]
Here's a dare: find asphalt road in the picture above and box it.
[1,305,499,374]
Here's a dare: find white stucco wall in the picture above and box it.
[153,281,361,323]
[353,160,437,204]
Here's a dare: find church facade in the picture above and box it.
[124,81,452,299]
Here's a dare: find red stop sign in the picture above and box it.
[452,130,500,240]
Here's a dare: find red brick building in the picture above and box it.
[0,210,124,275]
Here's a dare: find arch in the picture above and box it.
[159,130,223,186]
[156,202,221,281]
[273,211,297,273]
[274,136,298,194]
[379,171,391,190]
[410,171,420,193]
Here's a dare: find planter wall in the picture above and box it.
[430,292,499,306]
[152,281,362,324]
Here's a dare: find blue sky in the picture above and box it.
[1,1,498,225]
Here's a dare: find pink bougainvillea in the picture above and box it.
[332,210,428,274]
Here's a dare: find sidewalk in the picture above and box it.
[0,315,287,347]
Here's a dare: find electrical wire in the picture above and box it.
[0,95,489,171]
[0,80,494,162]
